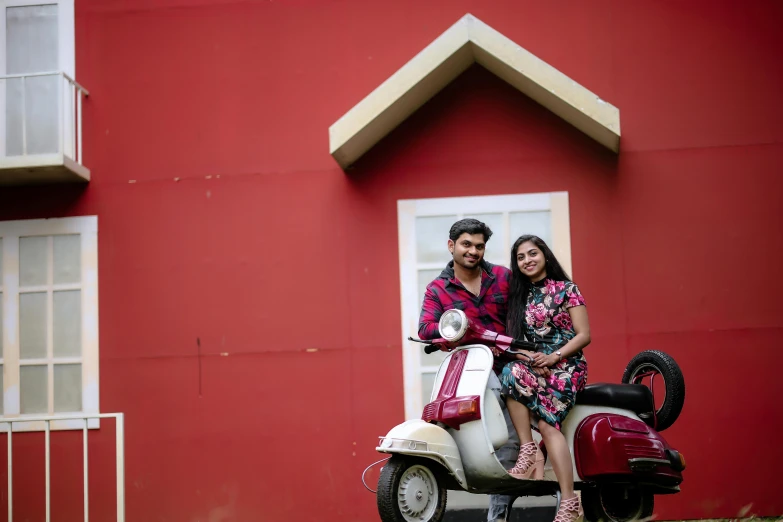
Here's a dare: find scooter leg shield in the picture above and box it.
[377,419,466,489]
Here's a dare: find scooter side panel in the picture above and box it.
[574,414,683,484]
[561,405,642,482]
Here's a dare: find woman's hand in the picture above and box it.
[530,352,559,368]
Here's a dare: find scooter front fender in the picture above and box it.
[377,419,467,489]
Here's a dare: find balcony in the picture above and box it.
[0,72,89,185]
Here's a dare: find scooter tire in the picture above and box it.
[622,349,685,432]
[377,455,447,522]
[581,485,654,522]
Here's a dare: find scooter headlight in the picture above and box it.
[438,309,468,341]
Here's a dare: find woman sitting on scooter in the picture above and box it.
[501,234,591,522]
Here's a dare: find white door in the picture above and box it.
[397,192,573,420]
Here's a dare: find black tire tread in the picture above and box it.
[622,349,685,432]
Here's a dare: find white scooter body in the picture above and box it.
[378,344,645,494]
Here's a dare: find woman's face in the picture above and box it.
[516,241,547,282]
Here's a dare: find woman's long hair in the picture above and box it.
[507,235,571,338]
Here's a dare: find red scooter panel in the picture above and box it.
[574,414,683,484]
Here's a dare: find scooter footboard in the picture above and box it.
[378,419,467,488]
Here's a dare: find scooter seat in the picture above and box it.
[576,383,653,416]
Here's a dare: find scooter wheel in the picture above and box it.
[622,349,685,432]
[377,455,447,522]
[581,484,654,522]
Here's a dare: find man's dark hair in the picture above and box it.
[448,218,493,242]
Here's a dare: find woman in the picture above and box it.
[500,235,590,522]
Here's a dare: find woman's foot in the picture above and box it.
[553,495,583,522]
[509,441,544,480]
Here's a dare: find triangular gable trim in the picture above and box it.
[329,14,620,169]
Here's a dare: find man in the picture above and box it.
[417,218,518,522]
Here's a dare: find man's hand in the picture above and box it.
[532,367,552,378]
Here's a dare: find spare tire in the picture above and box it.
[621,350,685,431]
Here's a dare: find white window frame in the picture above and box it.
[0,0,76,157]
[0,216,99,431]
[397,192,572,420]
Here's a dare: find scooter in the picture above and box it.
[370,309,686,522]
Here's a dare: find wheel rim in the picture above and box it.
[628,363,666,416]
[397,464,438,521]
[598,485,646,522]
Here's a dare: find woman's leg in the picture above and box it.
[538,419,575,499]
[505,397,534,444]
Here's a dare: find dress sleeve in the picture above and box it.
[564,282,586,309]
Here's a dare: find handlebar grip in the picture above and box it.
[423,344,441,354]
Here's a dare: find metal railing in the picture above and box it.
[0,71,89,165]
[0,413,124,522]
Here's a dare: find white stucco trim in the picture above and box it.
[329,13,620,169]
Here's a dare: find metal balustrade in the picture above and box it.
[0,412,125,522]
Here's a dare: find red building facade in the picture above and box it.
[0,1,781,520]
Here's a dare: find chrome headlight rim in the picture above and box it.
[438,309,468,341]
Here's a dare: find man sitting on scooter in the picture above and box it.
[417,218,515,522]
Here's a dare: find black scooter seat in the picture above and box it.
[576,383,653,416]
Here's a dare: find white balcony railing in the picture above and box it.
[0,71,90,182]
[0,413,125,522]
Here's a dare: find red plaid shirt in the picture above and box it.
[418,260,511,340]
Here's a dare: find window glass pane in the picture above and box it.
[464,213,505,263]
[53,290,80,357]
[0,365,3,415]
[20,292,47,359]
[22,75,59,155]
[509,211,552,246]
[19,236,48,287]
[53,235,81,284]
[6,5,59,156]
[417,269,443,309]
[21,365,48,414]
[415,216,457,264]
[420,345,447,367]
[54,364,81,412]
[421,372,437,406]
[0,293,3,358]
[0,237,3,277]
[6,5,58,74]
[4,78,24,156]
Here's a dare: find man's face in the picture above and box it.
[448,233,486,270]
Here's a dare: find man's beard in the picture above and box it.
[456,255,480,270]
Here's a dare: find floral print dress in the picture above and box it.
[500,278,588,430]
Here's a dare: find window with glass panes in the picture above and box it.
[397,193,572,419]
[0,216,98,430]
[1,1,75,159]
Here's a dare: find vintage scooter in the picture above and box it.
[370,309,686,522]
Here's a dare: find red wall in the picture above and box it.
[1,1,782,520]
